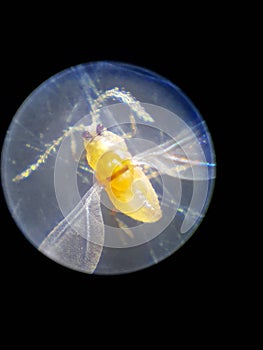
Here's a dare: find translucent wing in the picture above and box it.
[134,125,216,181]
[39,183,104,274]
[133,125,215,233]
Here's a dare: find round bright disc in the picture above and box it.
[1,62,216,275]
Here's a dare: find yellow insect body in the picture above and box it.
[84,128,162,223]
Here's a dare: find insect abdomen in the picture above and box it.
[106,166,162,223]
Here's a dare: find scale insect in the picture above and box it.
[12,87,215,274]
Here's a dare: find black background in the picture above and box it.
[0,7,236,336]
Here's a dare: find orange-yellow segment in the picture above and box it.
[83,129,162,223]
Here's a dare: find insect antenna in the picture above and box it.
[13,124,87,182]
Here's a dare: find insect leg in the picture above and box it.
[117,113,137,139]
[114,216,134,239]
[109,210,134,239]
